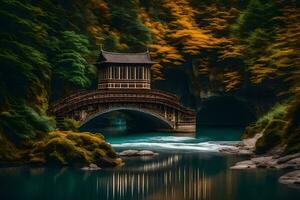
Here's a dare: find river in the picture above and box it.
[0,127,300,200]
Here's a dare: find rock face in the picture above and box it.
[279,170,300,188]
[119,150,158,157]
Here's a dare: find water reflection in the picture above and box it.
[1,153,299,200]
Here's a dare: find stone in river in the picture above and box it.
[118,150,139,156]
[138,150,158,156]
[81,163,101,171]
[118,150,158,157]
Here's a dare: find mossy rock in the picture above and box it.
[242,124,262,139]
[255,119,287,154]
[28,131,122,167]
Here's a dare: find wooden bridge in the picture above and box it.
[48,49,196,132]
[48,89,196,132]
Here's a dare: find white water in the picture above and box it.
[109,135,238,152]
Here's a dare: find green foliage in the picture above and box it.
[257,103,287,125]
[107,0,152,50]
[0,102,55,142]
[234,0,278,38]
[0,0,51,105]
[52,31,95,90]
[61,118,81,132]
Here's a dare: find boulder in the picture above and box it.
[279,170,300,188]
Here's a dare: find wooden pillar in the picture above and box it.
[110,66,112,79]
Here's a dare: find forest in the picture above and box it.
[0,0,299,165]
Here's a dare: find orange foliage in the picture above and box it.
[140,9,184,80]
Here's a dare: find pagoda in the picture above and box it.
[96,48,156,90]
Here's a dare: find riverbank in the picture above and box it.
[0,130,123,168]
[219,133,300,188]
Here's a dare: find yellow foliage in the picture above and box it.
[223,71,242,91]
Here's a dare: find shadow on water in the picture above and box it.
[79,110,172,135]
[196,125,244,141]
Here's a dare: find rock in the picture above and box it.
[251,156,275,168]
[287,157,300,165]
[89,163,100,169]
[81,163,101,171]
[230,160,256,169]
[276,163,298,169]
[118,150,158,157]
[275,158,300,169]
[118,150,139,157]
[238,149,254,155]
[279,170,300,188]
[137,150,158,156]
[242,133,263,149]
[219,146,253,155]
[277,153,300,164]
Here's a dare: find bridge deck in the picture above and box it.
[48,89,194,116]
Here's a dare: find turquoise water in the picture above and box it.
[0,127,300,200]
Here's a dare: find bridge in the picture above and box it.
[48,89,195,132]
[48,49,196,132]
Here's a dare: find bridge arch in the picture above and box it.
[80,107,174,130]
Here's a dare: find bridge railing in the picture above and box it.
[48,89,195,116]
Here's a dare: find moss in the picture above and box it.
[28,131,122,167]
[257,103,287,125]
[242,103,288,140]
[61,118,81,131]
[255,119,287,154]
[0,128,122,167]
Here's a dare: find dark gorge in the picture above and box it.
[0,0,300,199]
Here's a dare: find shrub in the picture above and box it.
[255,119,287,154]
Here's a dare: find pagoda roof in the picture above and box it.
[97,50,156,64]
